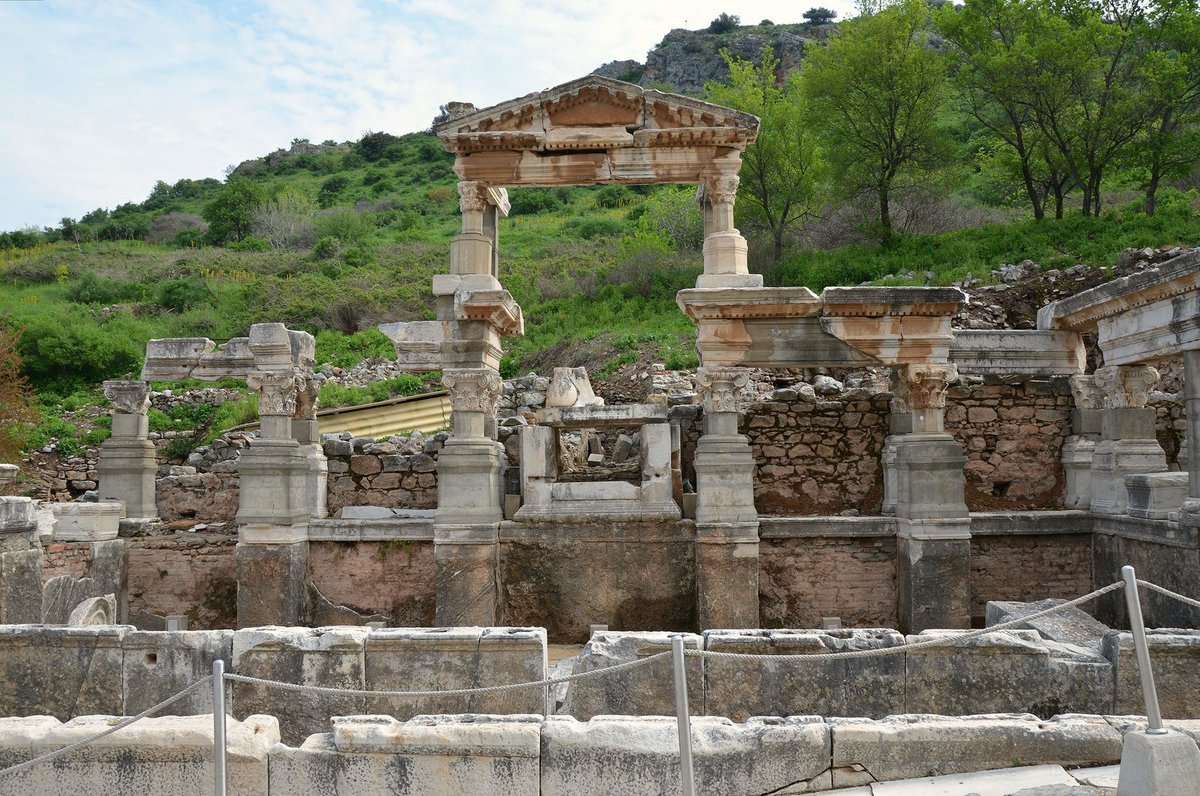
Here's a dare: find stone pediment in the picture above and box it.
[436,76,759,185]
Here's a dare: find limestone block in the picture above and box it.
[269,715,541,795]
[985,598,1110,656]
[905,629,1113,716]
[235,542,309,628]
[540,715,830,796]
[830,713,1122,784]
[0,497,36,534]
[123,630,233,715]
[231,626,368,746]
[560,632,701,720]
[702,629,905,721]
[364,626,547,719]
[0,625,130,719]
[1117,729,1200,796]
[0,713,277,796]
[1125,471,1189,519]
[49,502,122,541]
[1103,629,1200,719]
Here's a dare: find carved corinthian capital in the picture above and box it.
[1094,364,1158,409]
[442,368,502,414]
[702,174,740,206]
[457,180,490,215]
[695,367,751,414]
[1068,375,1108,411]
[246,369,301,417]
[899,363,958,410]
[889,370,911,414]
[102,380,151,414]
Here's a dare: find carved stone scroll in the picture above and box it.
[695,367,751,414]
[442,368,503,414]
[102,380,150,415]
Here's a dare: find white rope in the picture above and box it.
[0,676,213,780]
[1138,579,1200,611]
[225,649,673,698]
[688,581,1126,662]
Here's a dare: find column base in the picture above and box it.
[434,540,498,626]
[897,534,971,633]
[436,439,505,526]
[696,522,760,630]
[97,438,159,519]
[236,541,309,628]
[693,435,758,525]
[1090,438,1168,516]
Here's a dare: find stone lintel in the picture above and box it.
[949,329,1085,376]
[141,324,315,382]
[535,404,668,428]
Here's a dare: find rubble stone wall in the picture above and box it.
[969,533,1094,621]
[125,533,238,629]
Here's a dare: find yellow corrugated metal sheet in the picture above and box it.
[316,391,451,438]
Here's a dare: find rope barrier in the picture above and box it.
[0,675,214,780]
[688,580,1125,662]
[224,649,673,698]
[1137,579,1200,612]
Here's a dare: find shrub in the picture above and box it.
[66,271,144,305]
[315,328,395,366]
[202,177,266,244]
[227,235,272,252]
[314,207,373,245]
[596,185,637,208]
[18,314,143,392]
[312,236,339,259]
[562,217,624,240]
[508,188,562,215]
[147,212,208,245]
[157,277,210,312]
[0,322,38,461]
[318,175,351,208]
[707,12,740,33]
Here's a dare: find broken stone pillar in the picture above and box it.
[0,464,18,493]
[1177,350,1200,529]
[0,497,42,624]
[96,380,158,518]
[292,376,327,520]
[881,376,914,516]
[693,367,759,629]
[235,327,312,627]
[697,171,761,289]
[1063,375,1106,510]
[1090,364,1167,516]
[435,368,504,626]
[892,363,971,633]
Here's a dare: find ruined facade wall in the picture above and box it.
[307,540,435,625]
[41,541,93,581]
[968,533,1093,622]
[945,380,1073,511]
[126,533,238,628]
[742,393,890,516]
[759,535,898,629]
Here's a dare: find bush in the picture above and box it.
[147,212,208,245]
[508,188,563,215]
[18,314,144,392]
[596,185,637,208]
[227,235,272,251]
[157,277,210,312]
[318,175,351,208]
[0,323,38,461]
[562,217,625,240]
[312,236,339,259]
[708,12,740,33]
[66,271,144,305]
[315,328,395,366]
[202,178,265,244]
[314,207,373,245]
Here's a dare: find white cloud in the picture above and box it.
[0,0,857,231]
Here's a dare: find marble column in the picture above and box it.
[1063,375,1106,509]
[693,367,759,629]
[236,355,311,627]
[881,374,914,516]
[1089,364,1167,516]
[1179,350,1200,528]
[697,171,761,289]
[292,376,328,521]
[891,363,971,632]
[434,367,505,626]
[97,380,158,518]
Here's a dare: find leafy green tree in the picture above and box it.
[708,13,740,33]
[803,7,837,25]
[801,0,950,243]
[706,46,825,265]
[201,177,265,244]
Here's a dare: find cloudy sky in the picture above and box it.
[0,0,858,232]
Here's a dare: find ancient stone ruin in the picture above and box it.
[1,75,1199,793]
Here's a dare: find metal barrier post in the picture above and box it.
[213,659,227,796]
[1121,566,1167,734]
[671,635,697,796]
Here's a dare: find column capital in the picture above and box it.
[457,180,490,215]
[294,375,320,421]
[246,369,302,416]
[1094,364,1158,408]
[102,380,150,414]
[442,368,502,414]
[695,367,750,413]
[1068,374,1108,410]
[899,363,958,410]
[701,174,740,206]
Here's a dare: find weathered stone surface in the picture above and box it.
[123,629,233,715]
[1103,629,1200,719]
[235,542,309,628]
[905,629,1113,717]
[364,626,547,718]
[66,594,116,625]
[0,497,36,534]
[0,625,129,720]
[269,715,541,795]
[702,629,905,721]
[831,714,1123,784]
[540,715,831,796]
[49,502,122,541]
[0,713,276,796]
[0,548,42,625]
[231,626,368,745]
[986,599,1111,655]
[560,632,701,720]
[1115,729,1200,796]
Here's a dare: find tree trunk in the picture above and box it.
[879,182,892,245]
[1020,158,1044,221]
[773,224,784,264]
[1145,170,1161,217]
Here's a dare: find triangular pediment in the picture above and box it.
[436,75,759,155]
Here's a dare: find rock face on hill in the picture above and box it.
[593,22,831,94]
